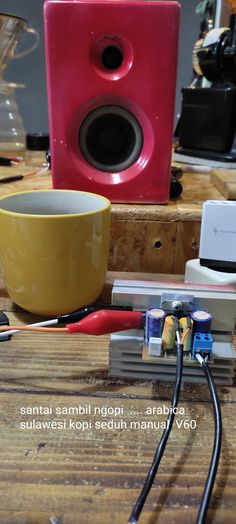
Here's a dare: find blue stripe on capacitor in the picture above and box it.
[145,308,166,343]
[190,310,212,334]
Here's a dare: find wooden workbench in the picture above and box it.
[0,270,235,524]
[0,163,225,274]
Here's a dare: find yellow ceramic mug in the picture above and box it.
[0,190,111,316]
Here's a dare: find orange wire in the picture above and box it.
[182,327,191,344]
[23,170,38,178]
[23,167,48,178]
[0,325,68,333]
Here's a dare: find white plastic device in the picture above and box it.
[199,200,236,271]
[185,259,236,287]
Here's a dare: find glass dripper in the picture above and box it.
[0,12,39,80]
[0,81,26,156]
[0,12,39,156]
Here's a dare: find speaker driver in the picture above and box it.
[79,105,143,172]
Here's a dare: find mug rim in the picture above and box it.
[0,189,111,219]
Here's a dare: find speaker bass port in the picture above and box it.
[101,46,123,70]
[79,105,143,173]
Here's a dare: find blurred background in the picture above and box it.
[0,0,200,134]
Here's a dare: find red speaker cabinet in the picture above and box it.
[44,0,180,203]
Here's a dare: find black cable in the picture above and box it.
[57,304,133,324]
[0,157,13,166]
[195,356,222,524]
[128,328,184,524]
[0,175,24,183]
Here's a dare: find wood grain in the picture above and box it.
[110,220,177,273]
[174,222,201,274]
[0,392,235,524]
[226,0,236,11]
[211,170,236,200]
[0,271,235,523]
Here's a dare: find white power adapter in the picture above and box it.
[185,200,236,286]
[199,200,236,272]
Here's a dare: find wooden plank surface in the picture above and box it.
[0,163,225,222]
[0,271,235,523]
[110,220,177,273]
[0,392,235,524]
[226,0,236,11]
[211,170,236,200]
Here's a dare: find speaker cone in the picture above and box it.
[79,105,143,172]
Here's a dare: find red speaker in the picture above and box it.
[44,0,180,203]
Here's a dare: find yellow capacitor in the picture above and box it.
[180,317,193,352]
[162,316,175,350]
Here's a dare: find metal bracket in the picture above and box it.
[160,293,193,313]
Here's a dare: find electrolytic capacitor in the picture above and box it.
[145,308,166,343]
[162,315,175,350]
[190,310,212,334]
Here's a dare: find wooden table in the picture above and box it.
[0,270,235,524]
[0,163,226,274]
